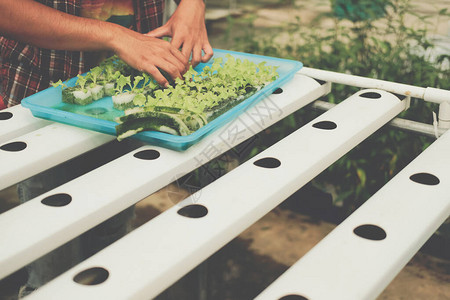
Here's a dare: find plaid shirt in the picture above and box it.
[0,0,164,108]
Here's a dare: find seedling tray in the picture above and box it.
[21,49,302,151]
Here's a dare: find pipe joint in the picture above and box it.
[438,101,450,129]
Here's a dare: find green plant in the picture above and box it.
[331,0,392,22]
[223,0,449,215]
[115,55,279,139]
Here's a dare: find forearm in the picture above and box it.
[0,0,123,52]
[0,0,190,87]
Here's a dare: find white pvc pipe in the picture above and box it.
[0,74,329,280]
[311,100,447,138]
[27,89,406,299]
[0,124,115,190]
[388,118,443,138]
[299,67,450,104]
[256,129,450,300]
[0,105,51,145]
[438,101,450,129]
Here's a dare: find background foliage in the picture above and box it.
[218,0,450,214]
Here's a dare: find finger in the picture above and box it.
[166,53,187,74]
[170,36,183,51]
[191,45,202,67]
[181,41,193,60]
[201,43,214,63]
[146,25,171,38]
[145,65,169,88]
[169,45,189,67]
[160,59,183,80]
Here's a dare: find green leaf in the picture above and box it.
[356,168,366,187]
[133,93,147,106]
[76,75,88,91]
[132,75,144,92]
[52,79,67,89]
[89,66,103,84]
[115,75,131,94]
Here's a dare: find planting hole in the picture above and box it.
[354,224,386,241]
[41,193,72,207]
[0,112,13,120]
[312,121,337,130]
[272,88,283,94]
[134,149,160,160]
[254,157,281,168]
[409,172,440,186]
[279,295,309,300]
[73,267,109,285]
[315,79,326,85]
[85,107,107,115]
[0,141,27,152]
[360,92,381,99]
[395,94,406,100]
[177,204,208,218]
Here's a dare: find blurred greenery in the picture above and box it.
[331,0,392,22]
[212,0,450,215]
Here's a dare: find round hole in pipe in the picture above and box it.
[253,157,281,169]
[359,92,382,99]
[272,87,283,94]
[177,204,208,218]
[409,172,440,186]
[353,224,386,241]
[312,120,337,130]
[0,112,13,120]
[133,149,160,160]
[0,141,27,152]
[41,193,72,207]
[73,267,109,285]
[278,295,309,300]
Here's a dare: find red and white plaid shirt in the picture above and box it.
[0,0,164,109]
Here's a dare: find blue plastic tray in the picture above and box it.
[21,49,302,151]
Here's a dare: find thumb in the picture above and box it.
[145,25,172,38]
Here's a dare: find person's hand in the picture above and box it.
[146,0,213,67]
[111,28,188,87]
[0,0,190,87]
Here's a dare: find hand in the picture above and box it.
[111,28,189,87]
[146,0,213,67]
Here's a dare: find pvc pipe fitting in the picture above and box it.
[438,101,450,129]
